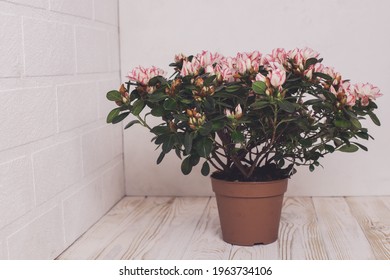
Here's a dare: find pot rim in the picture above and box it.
[211,175,288,198]
[210,172,289,185]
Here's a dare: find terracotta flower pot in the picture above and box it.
[211,176,288,246]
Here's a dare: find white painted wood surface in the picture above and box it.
[58,196,390,260]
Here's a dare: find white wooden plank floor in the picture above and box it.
[58,196,390,260]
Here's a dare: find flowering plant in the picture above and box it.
[107,48,382,181]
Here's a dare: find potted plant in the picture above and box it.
[106,48,382,245]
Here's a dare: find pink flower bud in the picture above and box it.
[268,68,286,88]
[255,72,267,82]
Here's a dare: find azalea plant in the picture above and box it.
[106,48,382,181]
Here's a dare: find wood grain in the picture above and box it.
[346,196,390,259]
[229,197,328,260]
[59,196,388,260]
[278,197,328,259]
[182,197,232,259]
[312,197,375,259]
[57,197,145,259]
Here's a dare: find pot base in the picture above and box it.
[212,177,288,246]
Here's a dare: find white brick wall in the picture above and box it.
[0,0,124,259]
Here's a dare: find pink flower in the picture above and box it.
[225,104,243,119]
[205,65,215,75]
[300,47,320,60]
[314,63,324,73]
[174,53,186,63]
[354,83,382,106]
[264,48,287,66]
[197,51,223,67]
[304,68,313,80]
[268,68,286,88]
[287,48,304,69]
[235,51,262,74]
[220,65,235,82]
[180,59,201,76]
[127,66,166,85]
[341,82,357,106]
[255,72,267,82]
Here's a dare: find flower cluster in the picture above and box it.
[107,47,382,181]
[132,48,381,108]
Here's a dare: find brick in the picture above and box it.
[102,161,124,212]
[111,124,123,157]
[7,206,64,259]
[10,0,49,9]
[94,0,118,25]
[98,78,120,119]
[57,82,98,132]
[0,157,34,230]
[82,125,113,175]
[63,178,103,245]
[108,31,120,72]
[0,13,22,77]
[23,17,75,76]
[50,0,93,18]
[33,138,82,205]
[75,26,108,73]
[0,87,56,151]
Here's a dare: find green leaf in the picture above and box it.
[352,142,368,151]
[204,75,216,85]
[179,98,193,105]
[313,72,333,81]
[184,132,194,154]
[356,131,369,140]
[212,120,225,131]
[106,90,122,101]
[148,76,167,86]
[204,97,215,111]
[151,106,165,117]
[147,92,166,102]
[252,81,267,94]
[299,138,312,148]
[124,120,140,129]
[226,85,241,92]
[324,144,335,153]
[231,131,245,143]
[181,157,192,175]
[154,134,169,145]
[162,134,175,153]
[199,122,213,136]
[132,100,145,116]
[163,98,177,110]
[201,161,210,176]
[278,100,296,113]
[156,151,165,164]
[303,99,323,106]
[189,154,200,166]
[194,138,213,158]
[309,164,315,172]
[151,125,169,135]
[333,119,350,128]
[250,100,270,109]
[368,111,381,126]
[350,118,362,129]
[106,108,120,123]
[305,58,318,69]
[112,112,129,124]
[338,144,359,153]
[173,114,189,122]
